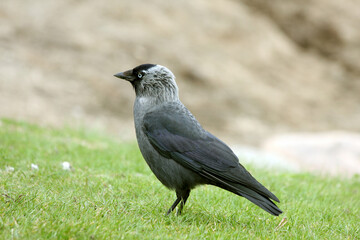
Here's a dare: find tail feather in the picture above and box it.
[240,191,282,216]
[232,183,282,216]
[202,171,282,215]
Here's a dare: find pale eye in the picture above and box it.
[138,71,146,79]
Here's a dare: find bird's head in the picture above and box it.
[114,64,179,102]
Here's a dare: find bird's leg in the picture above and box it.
[166,197,181,215]
[176,189,190,216]
[166,189,191,216]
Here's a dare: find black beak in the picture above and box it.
[114,69,135,81]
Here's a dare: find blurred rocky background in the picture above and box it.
[1,0,359,176]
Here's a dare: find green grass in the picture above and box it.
[0,119,359,239]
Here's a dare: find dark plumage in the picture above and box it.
[114,64,282,216]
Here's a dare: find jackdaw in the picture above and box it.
[114,64,282,216]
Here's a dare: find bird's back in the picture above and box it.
[133,98,207,190]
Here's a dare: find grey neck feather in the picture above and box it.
[134,65,179,104]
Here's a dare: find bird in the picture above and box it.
[114,64,282,216]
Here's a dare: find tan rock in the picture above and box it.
[0,0,359,146]
[263,132,360,177]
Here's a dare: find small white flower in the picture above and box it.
[62,161,72,171]
[5,166,14,172]
[31,163,39,170]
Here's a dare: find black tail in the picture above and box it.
[204,171,282,216]
[233,183,282,216]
